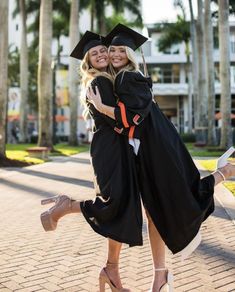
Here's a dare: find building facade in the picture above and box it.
[140,22,235,134]
[8,0,235,140]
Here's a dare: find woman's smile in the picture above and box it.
[109,46,129,70]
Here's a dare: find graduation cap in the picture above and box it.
[104,23,148,51]
[70,31,105,60]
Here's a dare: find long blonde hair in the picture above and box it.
[109,46,139,79]
[79,47,113,118]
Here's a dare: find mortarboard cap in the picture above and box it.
[104,23,148,51]
[70,31,105,60]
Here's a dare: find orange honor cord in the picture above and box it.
[128,126,135,138]
[118,101,129,128]
[114,127,123,134]
[133,114,140,125]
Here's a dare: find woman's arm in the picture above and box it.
[113,71,153,128]
[88,72,153,129]
[87,85,139,138]
[87,86,115,120]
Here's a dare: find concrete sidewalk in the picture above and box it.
[0,152,234,292]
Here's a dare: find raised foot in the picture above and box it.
[40,195,73,232]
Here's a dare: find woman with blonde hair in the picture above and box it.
[87,23,235,292]
[40,31,143,292]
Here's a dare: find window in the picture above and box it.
[148,64,180,83]
[230,34,235,54]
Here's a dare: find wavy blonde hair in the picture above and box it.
[79,47,113,119]
[109,46,139,79]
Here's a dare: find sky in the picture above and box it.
[142,0,198,24]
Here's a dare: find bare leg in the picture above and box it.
[104,239,123,289]
[47,198,81,222]
[71,200,81,213]
[49,202,123,288]
[145,210,167,292]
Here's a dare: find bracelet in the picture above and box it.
[216,169,226,181]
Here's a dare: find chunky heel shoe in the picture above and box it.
[40,195,74,231]
[41,197,59,205]
[99,263,131,292]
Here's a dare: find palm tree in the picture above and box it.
[13,1,40,50]
[196,0,208,143]
[81,0,143,34]
[38,0,53,147]
[188,0,199,130]
[0,0,8,157]
[218,0,232,148]
[19,0,29,143]
[108,0,143,28]
[8,47,20,87]
[205,0,216,146]
[51,0,70,63]
[69,0,80,146]
[157,1,193,133]
[96,0,106,34]
[79,0,106,34]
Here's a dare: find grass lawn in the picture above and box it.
[186,143,227,157]
[5,143,89,165]
[4,142,235,196]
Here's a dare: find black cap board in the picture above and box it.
[70,31,105,60]
[104,23,148,51]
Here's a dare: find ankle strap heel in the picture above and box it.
[154,268,174,292]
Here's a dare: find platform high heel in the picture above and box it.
[40,195,74,231]
[99,263,131,292]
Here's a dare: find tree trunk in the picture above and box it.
[90,0,95,31]
[69,0,80,146]
[0,0,8,156]
[205,0,216,146]
[19,0,28,143]
[188,0,199,130]
[196,0,208,143]
[96,0,106,34]
[38,0,53,148]
[218,0,232,148]
[186,42,193,133]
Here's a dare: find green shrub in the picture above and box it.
[180,133,196,143]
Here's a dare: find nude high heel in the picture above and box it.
[40,195,74,231]
[149,268,173,292]
[99,263,131,292]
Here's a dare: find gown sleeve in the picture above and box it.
[114,71,153,128]
[89,77,131,137]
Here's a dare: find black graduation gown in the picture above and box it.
[80,76,143,247]
[113,71,215,254]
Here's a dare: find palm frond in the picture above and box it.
[158,19,190,52]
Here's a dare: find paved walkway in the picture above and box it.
[0,152,234,292]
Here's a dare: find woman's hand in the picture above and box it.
[87,85,115,118]
[87,86,103,113]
